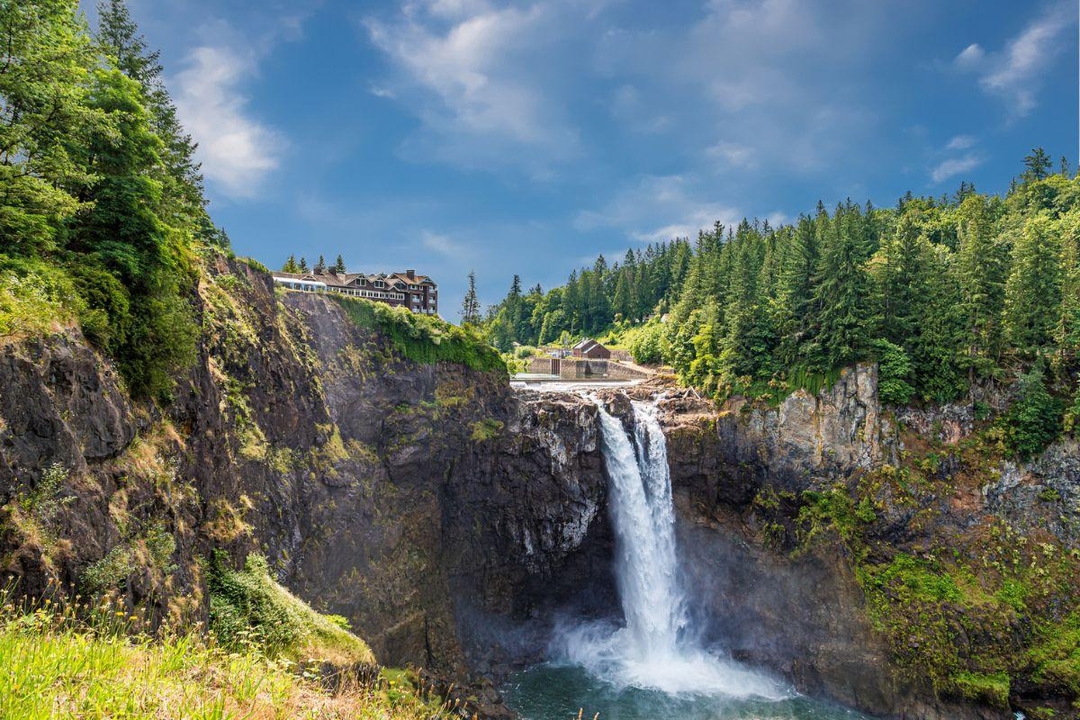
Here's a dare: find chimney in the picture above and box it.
[407,269,415,279]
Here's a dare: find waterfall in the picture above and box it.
[555,399,787,699]
[602,401,686,658]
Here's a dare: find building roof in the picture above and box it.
[574,338,602,352]
[274,269,438,291]
[389,272,437,287]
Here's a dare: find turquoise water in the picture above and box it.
[502,664,873,720]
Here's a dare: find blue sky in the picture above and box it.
[91,0,1078,317]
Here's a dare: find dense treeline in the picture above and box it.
[484,153,1080,452]
[0,0,227,399]
[484,239,694,348]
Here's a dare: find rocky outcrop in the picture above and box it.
[657,364,896,522]
[2,257,1074,720]
[0,258,613,682]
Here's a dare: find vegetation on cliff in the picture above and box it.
[766,418,1080,715]
[332,294,505,374]
[208,551,374,666]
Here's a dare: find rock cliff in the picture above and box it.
[0,257,613,683]
[2,256,1076,720]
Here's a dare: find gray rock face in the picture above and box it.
[0,269,613,680]
[1,262,1066,720]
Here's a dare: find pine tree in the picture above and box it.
[874,207,926,346]
[955,194,1007,384]
[0,0,99,254]
[1054,208,1080,366]
[1003,213,1062,353]
[717,227,768,383]
[299,257,309,273]
[334,254,346,273]
[809,209,872,370]
[282,255,299,273]
[773,216,819,366]
[461,271,481,325]
[96,0,205,227]
[1022,148,1053,183]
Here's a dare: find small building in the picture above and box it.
[571,338,611,359]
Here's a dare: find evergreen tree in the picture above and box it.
[282,255,299,273]
[1003,213,1061,353]
[717,226,768,383]
[461,271,481,325]
[955,194,1007,383]
[874,208,925,346]
[808,208,872,370]
[1054,208,1080,366]
[773,216,819,366]
[299,257,309,273]
[96,0,205,226]
[1022,147,1053,183]
[0,0,99,254]
[334,254,346,273]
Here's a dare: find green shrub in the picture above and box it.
[208,551,373,664]
[1065,387,1080,435]
[872,338,915,405]
[868,553,962,604]
[331,295,504,374]
[0,256,80,338]
[785,365,844,397]
[949,671,1010,708]
[624,319,666,365]
[513,345,538,359]
[1028,612,1080,696]
[237,256,268,273]
[470,419,504,442]
[1001,361,1063,459]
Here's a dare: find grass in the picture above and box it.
[0,583,451,720]
[208,552,374,666]
[470,418,505,442]
[951,671,1011,708]
[330,294,505,374]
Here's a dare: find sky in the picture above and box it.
[87,0,1079,318]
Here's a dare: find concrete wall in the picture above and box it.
[527,356,650,380]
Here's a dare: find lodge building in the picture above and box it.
[272,266,438,316]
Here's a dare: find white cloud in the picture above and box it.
[421,230,468,257]
[953,43,985,69]
[363,0,586,174]
[576,174,743,243]
[173,46,284,199]
[706,141,756,168]
[955,2,1076,116]
[595,0,891,180]
[945,134,976,151]
[931,154,983,184]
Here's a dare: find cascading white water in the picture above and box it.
[605,401,686,658]
[556,399,787,699]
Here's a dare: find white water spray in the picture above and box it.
[556,399,787,699]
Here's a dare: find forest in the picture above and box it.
[481,156,1080,456]
[0,0,228,400]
